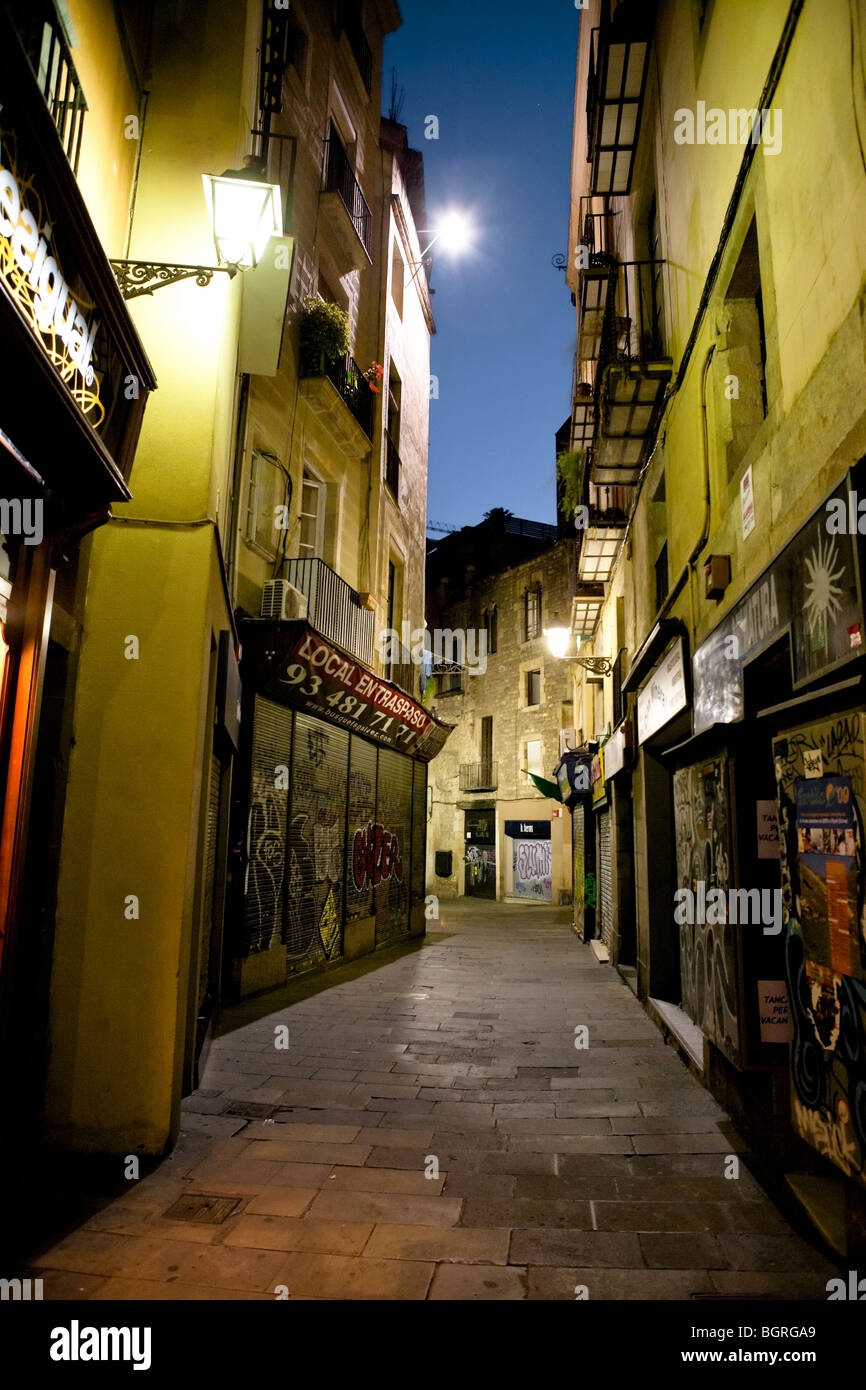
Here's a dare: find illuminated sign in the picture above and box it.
[0,128,102,422]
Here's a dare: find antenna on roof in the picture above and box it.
[388,68,406,124]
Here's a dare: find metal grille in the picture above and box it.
[14,4,88,174]
[598,809,614,951]
[573,804,586,936]
[375,748,412,944]
[245,698,293,954]
[283,558,374,665]
[346,736,377,922]
[198,754,222,1011]
[286,713,349,963]
[324,124,372,254]
[411,762,427,909]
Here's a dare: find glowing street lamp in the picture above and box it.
[544,613,612,674]
[202,161,282,269]
[408,209,477,287]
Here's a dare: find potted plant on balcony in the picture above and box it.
[364,361,384,393]
[556,448,586,521]
[299,297,350,376]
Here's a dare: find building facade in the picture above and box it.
[562,0,866,1250]
[0,0,445,1174]
[426,514,575,905]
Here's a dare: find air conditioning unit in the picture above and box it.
[560,727,580,755]
[261,579,308,622]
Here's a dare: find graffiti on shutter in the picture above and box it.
[287,712,349,964]
[375,747,412,944]
[245,697,293,954]
[346,736,377,922]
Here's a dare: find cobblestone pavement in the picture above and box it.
[29,902,839,1300]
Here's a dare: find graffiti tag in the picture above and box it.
[352,821,404,892]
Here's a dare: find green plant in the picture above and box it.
[556,449,586,520]
[299,297,350,372]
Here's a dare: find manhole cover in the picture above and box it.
[163,1193,241,1224]
[223,1101,275,1119]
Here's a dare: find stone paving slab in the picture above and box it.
[28,901,839,1301]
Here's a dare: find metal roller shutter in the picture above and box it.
[287,712,349,963]
[573,803,585,935]
[375,747,412,944]
[598,808,614,951]
[198,753,222,1011]
[245,697,293,955]
[346,736,377,923]
[411,761,427,910]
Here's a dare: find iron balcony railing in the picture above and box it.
[385,430,401,499]
[588,484,631,525]
[336,0,373,92]
[386,643,420,700]
[13,0,87,174]
[459,762,498,792]
[578,196,616,266]
[300,349,374,438]
[324,125,373,256]
[605,259,666,365]
[504,516,560,541]
[284,557,374,665]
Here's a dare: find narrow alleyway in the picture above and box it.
[29,904,838,1300]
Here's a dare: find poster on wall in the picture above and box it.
[795,776,859,979]
[773,712,866,1187]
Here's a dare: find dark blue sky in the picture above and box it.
[384,0,579,533]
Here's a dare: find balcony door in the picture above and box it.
[298,472,326,561]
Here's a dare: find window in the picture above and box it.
[525,739,543,786]
[723,219,769,478]
[391,243,405,319]
[246,452,285,558]
[526,669,541,707]
[480,716,493,778]
[485,605,498,655]
[524,585,541,641]
[286,13,309,82]
[385,364,402,498]
[655,542,668,614]
[298,472,326,560]
[647,196,665,357]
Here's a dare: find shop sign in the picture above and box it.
[257,626,449,761]
[591,746,606,803]
[694,479,861,734]
[0,128,102,421]
[602,719,632,778]
[504,820,550,839]
[637,637,687,744]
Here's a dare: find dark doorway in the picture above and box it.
[465,807,496,898]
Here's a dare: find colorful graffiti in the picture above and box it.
[514,837,552,900]
[352,821,405,892]
[673,756,740,1063]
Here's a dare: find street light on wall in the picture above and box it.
[110,157,283,299]
[408,209,477,287]
[544,615,612,675]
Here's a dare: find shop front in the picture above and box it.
[229,620,451,996]
[505,819,552,901]
[0,13,154,1104]
[683,467,866,1203]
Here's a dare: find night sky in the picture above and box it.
[384,0,580,534]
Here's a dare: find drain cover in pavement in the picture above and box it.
[163,1194,241,1224]
[223,1101,275,1119]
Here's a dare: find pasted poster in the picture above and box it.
[774,712,866,1185]
[513,838,552,901]
[673,755,740,1063]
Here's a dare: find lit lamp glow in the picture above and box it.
[544,617,573,659]
[202,165,282,269]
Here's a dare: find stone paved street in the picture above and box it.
[29,902,839,1300]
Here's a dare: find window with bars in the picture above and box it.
[524,585,542,641]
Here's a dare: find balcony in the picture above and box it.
[577,479,631,583]
[336,0,373,93]
[300,350,374,458]
[385,430,401,500]
[586,3,655,197]
[592,259,671,487]
[320,126,373,271]
[284,557,374,666]
[460,762,498,792]
[571,585,605,639]
[384,642,421,700]
[576,197,617,362]
[13,0,87,174]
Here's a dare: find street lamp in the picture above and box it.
[544,614,612,675]
[202,160,282,269]
[407,209,476,287]
[110,157,282,299]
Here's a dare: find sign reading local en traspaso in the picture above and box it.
[256,626,448,760]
